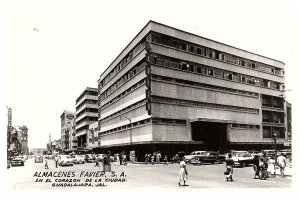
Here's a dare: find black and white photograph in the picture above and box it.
[1,0,299,199]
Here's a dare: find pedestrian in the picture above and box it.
[45,158,49,169]
[147,154,151,164]
[95,155,101,167]
[175,154,179,163]
[253,155,260,179]
[119,151,123,165]
[54,156,59,168]
[151,154,155,165]
[277,153,287,177]
[164,155,168,165]
[178,157,188,186]
[153,152,157,163]
[113,154,117,166]
[225,153,234,181]
[261,152,269,178]
[261,152,269,170]
[145,154,148,164]
[267,156,276,176]
[107,151,111,164]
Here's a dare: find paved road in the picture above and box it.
[8,158,292,191]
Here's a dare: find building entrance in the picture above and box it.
[191,121,227,152]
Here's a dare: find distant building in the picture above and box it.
[60,110,76,153]
[17,126,29,155]
[49,139,62,154]
[30,148,46,156]
[97,21,288,159]
[75,87,98,151]
[286,102,292,146]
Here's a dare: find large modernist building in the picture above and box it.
[97,21,288,159]
[75,87,98,151]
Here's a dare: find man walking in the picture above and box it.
[55,156,59,168]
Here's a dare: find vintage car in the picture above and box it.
[231,152,253,167]
[35,156,43,163]
[190,151,225,165]
[11,156,25,167]
[85,154,97,163]
[261,149,275,158]
[280,149,292,157]
[58,155,74,166]
[183,151,206,163]
[72,155,85,164]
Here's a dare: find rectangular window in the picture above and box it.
[181,43,187,51]
[196,48,202,55]
[196,66,202,74]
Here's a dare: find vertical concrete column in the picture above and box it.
[186,120,192,140]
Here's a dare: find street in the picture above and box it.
[8,158,292,191]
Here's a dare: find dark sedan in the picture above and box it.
[11,157,24,167]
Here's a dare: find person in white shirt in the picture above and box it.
[277,153,287,177]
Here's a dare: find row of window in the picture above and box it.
[76,117,98,127]
[76,99,98,111]
[231,124,260,130]
[152,75,258,98]
[150,32,283,76]
[76,90,98,104]
[76,108,98,119]
[261,94,284,109]
[99,41,146,88]
[152,118,186,125]
[99,99,146,124]
[99,79,146,112]
[152,54,282,90]
[76,125,89,134]
[262,110,284,124]
[262,126,285,138]
[100,61,146,101]
[151,95,259,114]
[100,118,151,135]
[100,117,186,135]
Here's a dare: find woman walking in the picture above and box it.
[178,157,188,186]
[225,153,234,181]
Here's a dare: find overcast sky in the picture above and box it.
[1,0,299,149]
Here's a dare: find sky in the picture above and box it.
[1,0,299,150]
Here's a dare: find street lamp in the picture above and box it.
[272,133,277,163]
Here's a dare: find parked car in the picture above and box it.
[261,149,275,157]
[11,156,25,167]
[58,155,74,166]
[85,154,97,163]
[184,151,206,163]
[72,155,85,164]
[215,153,226,164]
[35,156,43,163]
[231,152,253,167]
[280,149,292,157]
[248,150,261,157]
[189,151,225,165]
